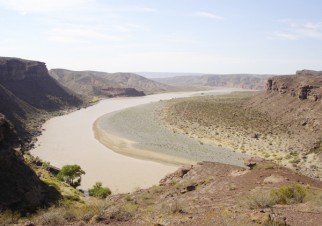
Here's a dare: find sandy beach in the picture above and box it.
[31,88,242,193]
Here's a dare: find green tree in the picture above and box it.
[57,164,85,188]
[88,182,111,199]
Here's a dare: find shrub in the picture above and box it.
[0,210,20,225]
[36,208,67,225]
[242,190,275,209]
[243,184,309,209]
[89,182,111,199]
[270,184,307,204]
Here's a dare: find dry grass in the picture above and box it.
[241,184,321,209]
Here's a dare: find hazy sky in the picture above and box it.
[1,0,322,74]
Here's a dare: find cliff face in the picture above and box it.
[0,57,83,137]
[0,58,47,81]
[0,114,44,211]
[0,58,82,111]
[266,70,322,101]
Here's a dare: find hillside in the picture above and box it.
[0,57,82,139]
[0,57,83,212]
[49,69,174,98]
[154,74,271,90]
[158,70,322,180]
[0,113,61,212]
[14,160,322,225]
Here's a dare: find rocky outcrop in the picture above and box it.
[266,70,322,101]
[0,114,44,211]
[0,58,48,81]
[159,165,193,185]
[0,58,82,111]
[0,57,83,138]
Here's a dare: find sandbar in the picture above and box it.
[31,88,242,193]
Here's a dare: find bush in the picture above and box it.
[89,182,111,199]
[243,184,309,209]
[0,210,20,225]
[271,184,307,204]
[36,208,67,225]
[242,190,275,209]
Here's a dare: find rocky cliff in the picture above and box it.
[0,114,45,211]
[0,57,83,138]
[0,57,74,212]
[266,70,322,101]
[0,58,82,111]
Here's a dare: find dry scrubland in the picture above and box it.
[159,92,322,180]
[2,159,321,226]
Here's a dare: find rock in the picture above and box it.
[269,213,288,225]
[186,184,197,191]
[251,133,260,139]
[266,79,273,91]
[181,183,198,193]
[24,221,35,226]
[250,211,270,224]
[244,157,265,169]
[160,165,193,185]
[48,165,60,175]
[244,160,256,169]
[298,85,312,100]
[263,174,285,184]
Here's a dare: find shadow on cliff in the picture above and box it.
[0,114,61,214]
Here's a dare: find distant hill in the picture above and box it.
[136,72,203,78]
[153,74,272,90]
[49,69,174,98]
[0,57,82,138]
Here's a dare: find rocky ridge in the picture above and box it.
[49,69,173,99]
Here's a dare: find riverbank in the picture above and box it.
[94,101,248,167]
[31,89,241,193]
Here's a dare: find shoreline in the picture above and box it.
[93,120,195,166]
[31,89,243,193]
[93,98,248,168]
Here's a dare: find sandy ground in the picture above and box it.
[31,88,240,193]
[94,102,247,167]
